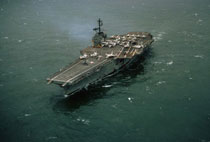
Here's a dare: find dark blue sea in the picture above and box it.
[0,0,210,141]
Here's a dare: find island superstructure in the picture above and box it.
[47,19,154,95]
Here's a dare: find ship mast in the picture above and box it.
[98,18,102,33]
[92,18,106,47]
[93,18,103,34]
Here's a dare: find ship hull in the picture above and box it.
[47,31,154,96]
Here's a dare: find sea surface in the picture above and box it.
[0,0,210,142]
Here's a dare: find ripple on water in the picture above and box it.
[194,13,198,17]
[24,113,31,117]
[156,81,166,86]
[18,40,23,43]
[128,97,134,103]
[194,55,204,59]
[76,117,90,125]
[102,84,112,88]
[166,61,173,66]
[153,31,166,42]
[153,61,162,65]
[46,136,57,140]
[111,104,118,109]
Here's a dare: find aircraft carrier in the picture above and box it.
[47,19,154,95]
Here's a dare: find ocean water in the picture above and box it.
[0,0,210,141]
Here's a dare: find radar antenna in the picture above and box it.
[93,18,103,34]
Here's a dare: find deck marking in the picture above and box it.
[48,60,82,84]
[116,47,124,58]
[62,59,108,87]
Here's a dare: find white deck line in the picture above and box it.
[130,48,135,55]
[132,49,136,56]
[62,59,108,87]
[116,47,124,58]
[48,60,82,84]
[127,46,132,54]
